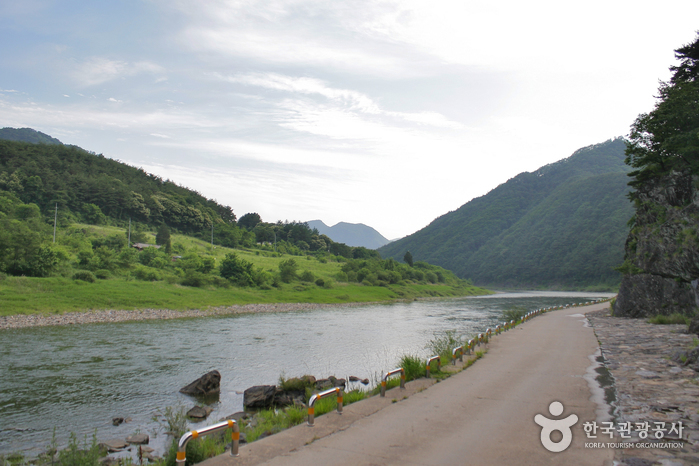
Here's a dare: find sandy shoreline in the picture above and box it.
[0,302,372,330]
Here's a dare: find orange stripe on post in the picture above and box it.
[176,452,186,461]
[232,432,240,440]
[192,431,199,439]
[308,407,315,415]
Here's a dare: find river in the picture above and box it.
[0,291,612,457]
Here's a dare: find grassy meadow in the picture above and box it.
[0,224,491,316]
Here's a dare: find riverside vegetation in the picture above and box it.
[0,220,486,315]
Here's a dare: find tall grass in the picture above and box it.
[647,313,692,325]
[502,306,528,322]
[426,330,462,360]
[399,354,425,382]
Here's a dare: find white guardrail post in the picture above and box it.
[452,345,464,365]
[426,355,441,378]
[380,368,406,397]
[307,387,343,426]
[176,419,239,465]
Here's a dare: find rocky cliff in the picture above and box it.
[614,170,699,317]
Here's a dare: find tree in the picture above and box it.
[625,33,699,191]
[155,223,171,253]
[403,251,414,267]
[238,213,262,230]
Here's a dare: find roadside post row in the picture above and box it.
[176,298,611,460]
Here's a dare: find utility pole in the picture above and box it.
[211,223,214,250]
[53,203,57,243]
[128,218,131,247]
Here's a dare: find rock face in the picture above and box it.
[615,170,699,318]
[614,273,696,318]
[179,370,221,396]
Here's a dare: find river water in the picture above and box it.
[0,291,612,456]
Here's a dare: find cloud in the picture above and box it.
[170,0,435,78]
[221,72,463,137]
[224,73,381,113]
[73,57,166,86]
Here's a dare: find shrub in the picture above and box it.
[133,266,161,281]
[72,270,95,283]
[400,354,425,381]
[181,271,209,287]
[300,270,315,282]
[425,272,438,284]
[219,253,255,286]
[278,258,298,283]
[94,269,110,280]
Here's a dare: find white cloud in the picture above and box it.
[222,72,463,135]
[73,57,166,86]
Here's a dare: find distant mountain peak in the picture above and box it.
[307,220,390,249]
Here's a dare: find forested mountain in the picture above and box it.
[0,132,237,234]
[306,220,390,249]
[0,127,389,278]
[378,138,634,289]
[0,127,63,145]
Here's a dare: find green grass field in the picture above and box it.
[0,224,491,316]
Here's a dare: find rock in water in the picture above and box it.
[126,433,149,445]
[187,406,213,419]
[243,385,276,409]
[179,370,221,396]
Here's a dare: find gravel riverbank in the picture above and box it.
[0,302,371,330]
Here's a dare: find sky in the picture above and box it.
[1,1,698,240]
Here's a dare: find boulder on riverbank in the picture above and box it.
[243,385,277,409]
[243,374,359,409]
[179,370,221,396]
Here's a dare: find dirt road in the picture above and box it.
[201,303,614,466]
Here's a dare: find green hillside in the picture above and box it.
[378,138,634,289]
[0,128,488,313]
